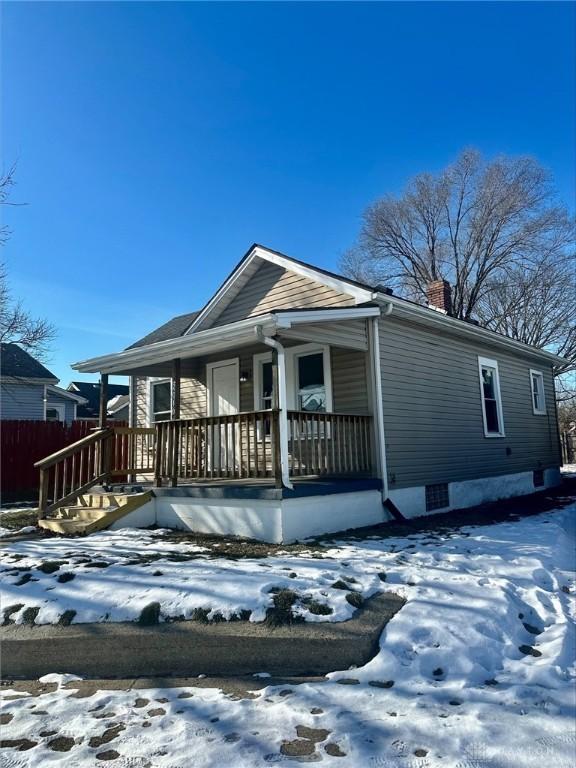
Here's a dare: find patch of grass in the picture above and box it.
[0,508,38,530]
[306,600,333,616]
[157,529,324,560]
[58,610,77,626]
[331,580,350,591]
[14,573,33,586]
[2,603,24,625]
[57,572,75,583]
[36,560,67,574]
[345,591,364,609]
[265,588,303,628]
[377,571,387,582]
[190,607,210,623]
[138,602,161,626]
[83,561,110,569]
[22,606,40,625]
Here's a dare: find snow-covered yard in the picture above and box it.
[1,503,575,766]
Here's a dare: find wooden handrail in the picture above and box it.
[34,428,113,470]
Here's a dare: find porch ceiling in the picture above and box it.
[72,307,381,375]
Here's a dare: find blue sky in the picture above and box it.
[2,1,574,384]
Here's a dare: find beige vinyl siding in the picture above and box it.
[331,348,369,414]
[134,342,371,425]
[212,262,354,327]
[379,316,561,489]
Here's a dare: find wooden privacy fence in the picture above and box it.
[1,420,107,498]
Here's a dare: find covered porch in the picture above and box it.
[37,307,385,518]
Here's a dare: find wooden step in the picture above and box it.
[38,491,153,536]
[52,507,112,522]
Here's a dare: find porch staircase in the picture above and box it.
[37,490,153,536]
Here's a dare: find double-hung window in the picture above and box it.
[150,379,172,423]
[295,351,327,412]
[530,370,546,415]
[478,357,505,437]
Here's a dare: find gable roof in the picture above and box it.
[0,343,58,381]
[188,244,375,332]
[68,381,130,419]
[126,311,200,349]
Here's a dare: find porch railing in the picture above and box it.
[154,409,281,485]
[35,426,156,517]
[287,410,372,477]
[35,411,373,515]
[154,410,372,485]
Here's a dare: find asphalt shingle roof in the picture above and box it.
[126,311,199,349]
[0,343,58,380]
[68,381,130,419]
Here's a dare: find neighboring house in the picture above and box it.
[66,381,129,421]
[49,243,563,542]
[0,343,87,423]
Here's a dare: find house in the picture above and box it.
[35,244,563,541]
[66,381,130,421]
[0,343,86,423]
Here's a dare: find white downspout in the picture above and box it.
[255,326,293,490]
[370,305,392,501]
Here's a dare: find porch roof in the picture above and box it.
[72,306,381,375]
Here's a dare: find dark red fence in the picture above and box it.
[0,420,126,501]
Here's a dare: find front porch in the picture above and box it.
[36,307,386,538]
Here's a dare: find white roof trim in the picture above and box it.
[187,245,374,333]
[375,293,566,366]
[46,385,88,404]
[274,306,380,328]
[73,307,379,375]
[73,314,279,374]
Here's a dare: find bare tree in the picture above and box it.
[343,149,575,317]
[0,166,56,359]
[342,149,576,379]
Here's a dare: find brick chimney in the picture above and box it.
[427,279,453,315]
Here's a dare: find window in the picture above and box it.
[46,404,65,422]
[478,357,505,437]
[296,352,326,412]
[150,380,172,422]
[260,361,274,410]
[426,483,450,512]
[530,370,546,415]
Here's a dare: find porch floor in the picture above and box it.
[109,477,382,500]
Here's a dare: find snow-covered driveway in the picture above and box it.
[1,505,575,766]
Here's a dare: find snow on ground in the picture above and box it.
[562,463,576,478]
[0,527,383,625]
[1,505,575,766]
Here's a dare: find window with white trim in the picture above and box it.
[478,357,505,437]
[295,351,327,412]
[150,380,172,422]
[530,370,546,415]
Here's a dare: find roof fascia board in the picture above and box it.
[274,306,381,328]
[187,245,375,334]
[46,385,88,404]
[253,246,374,303]
[73,315,278,373]
[376,294,566,366]
[187,250,258,333]
[0,376,59,385]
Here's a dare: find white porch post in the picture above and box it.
[256,327,293,489]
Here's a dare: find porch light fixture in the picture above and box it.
[239,371,250,384]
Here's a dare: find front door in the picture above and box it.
[207,359,239,474]
[208,359,239,416]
